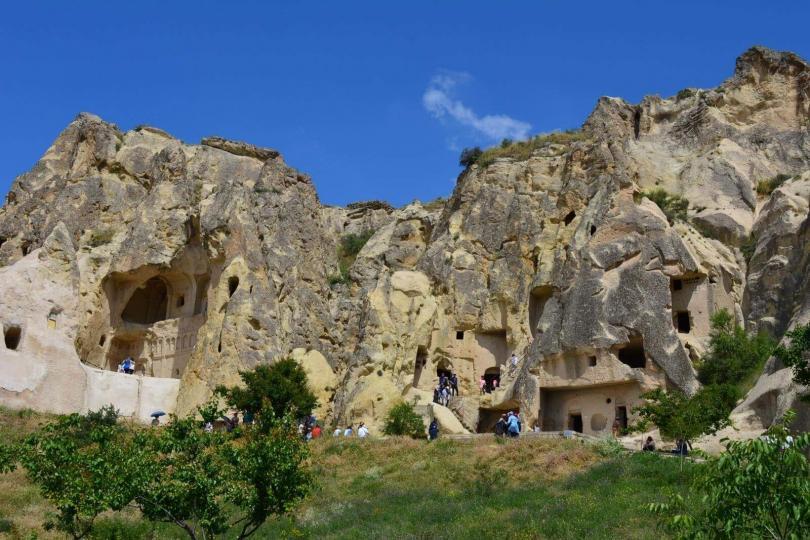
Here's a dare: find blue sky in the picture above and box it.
[1,2,808,207]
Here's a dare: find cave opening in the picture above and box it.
[563,211,576,226]
[616,335,646,369]
[529,286,553,340]
[121,277,169,325]
[4,325,21,350]
[228,276,240,298]
[675,311,691,333]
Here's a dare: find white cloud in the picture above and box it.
[422,71,531,141]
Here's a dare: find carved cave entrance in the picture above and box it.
[529,286,552,341]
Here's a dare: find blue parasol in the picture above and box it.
[150,410,166,418]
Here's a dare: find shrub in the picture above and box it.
[675,88,695,101]
[340,231,374,258]
[697,309,776,388]
[642,188,689,223]
[632,384,739,447]
[88,228,115,247]
[756,173,792,196]
[740,233,758,262]
[774,322,810,399]
[650,411,810,539]
[459,147,482,168]
[464,459,508,497]
[382,402,425,439]
[216,359,318,427]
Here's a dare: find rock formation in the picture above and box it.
[1,46,808,440]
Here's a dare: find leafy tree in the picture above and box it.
[774,322,810,401]
[216,359,317,428]
[632,385,739,449]
[382,401,426,439]
[698,309,776,387]
[642,188,689,223]
[650,411,810,539]
[458,146,482,168]
[2,406,150,539]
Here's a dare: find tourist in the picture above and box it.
[672,439,689,456]
[311,424,322,438]
[510,352,519,367]
[231,412,240,429]
[494,415,506,437]
[298,423,305,438]
[450,372,459,396]
[506,412,520,437]
[642,436,656,452]
[344,425,353,437]
[204,421,213,433]
[612,418,621,438]
[428,419,439,440]
[433,386,440,404]
[333,427,341,437]
[243,410,254,425]
[151,416,160,427]
[440,385,449,406]
[479,376,486,395]
[122,356,135,375]
[358,422,369,438]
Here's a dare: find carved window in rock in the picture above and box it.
[4,324,22,350]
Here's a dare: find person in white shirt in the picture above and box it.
[333,428,341,437]
[510,352,519,367]
[358,422,369,438]
[343,425,353,437]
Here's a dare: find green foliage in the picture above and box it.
[642,188,689,223]
[740,233,758,262]
[463,458,508,497]
[632,385,738,446]
[382,401,426,439]
[756,173,792,196]
[329,230,375,287]
[2,404,312,540]
[676,88,696,101]
[216,359,318,426]
[650,411,810,539]
[458,146,482,168]
[87,228,115,248]
[594,437,626,458]
[7,407,150,539]
[473,129,586,168]
[775,323,810,399]
[697,309,776,388]
[196,397,224,424]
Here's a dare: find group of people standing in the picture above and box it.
[433,372,459,406]
[333,422,370,438]
[493,411,522,437]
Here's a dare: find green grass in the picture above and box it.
[756,173,792,196]
[328,231,375,286]
[0,408,697,539]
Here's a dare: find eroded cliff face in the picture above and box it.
[1,46,809,438]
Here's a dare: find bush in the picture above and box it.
[642,188,689,223]
[340,231,374,258]
[697,309,776,388]
[675,88,695,101]
[88,228,115,247]
[632,384,739,447]
[382,402,425,439]
[459,147,482,168]
[650,411,810,538]
[216,359,318,427]
[473,130,586,168]
[774,322,810,398]
[756,173,792,196]
[740,233,758,262]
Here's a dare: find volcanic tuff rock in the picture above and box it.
[1,46,809,439]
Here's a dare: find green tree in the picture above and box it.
[216,359,317,428]
[643,188,689,223]
[774,322,810,400]
[698,309,776,387]
[632,385,739,449]
[2,407,150,539]
[382,401,426,439]
[651,411,810,539]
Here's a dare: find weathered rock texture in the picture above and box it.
[1,46,808,439]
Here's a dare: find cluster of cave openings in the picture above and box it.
[616,334,646,369]
[670,276,703,335]
[121,277,169,324]
[529,286,553,340]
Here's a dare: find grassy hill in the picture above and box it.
[0,408,697,539]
